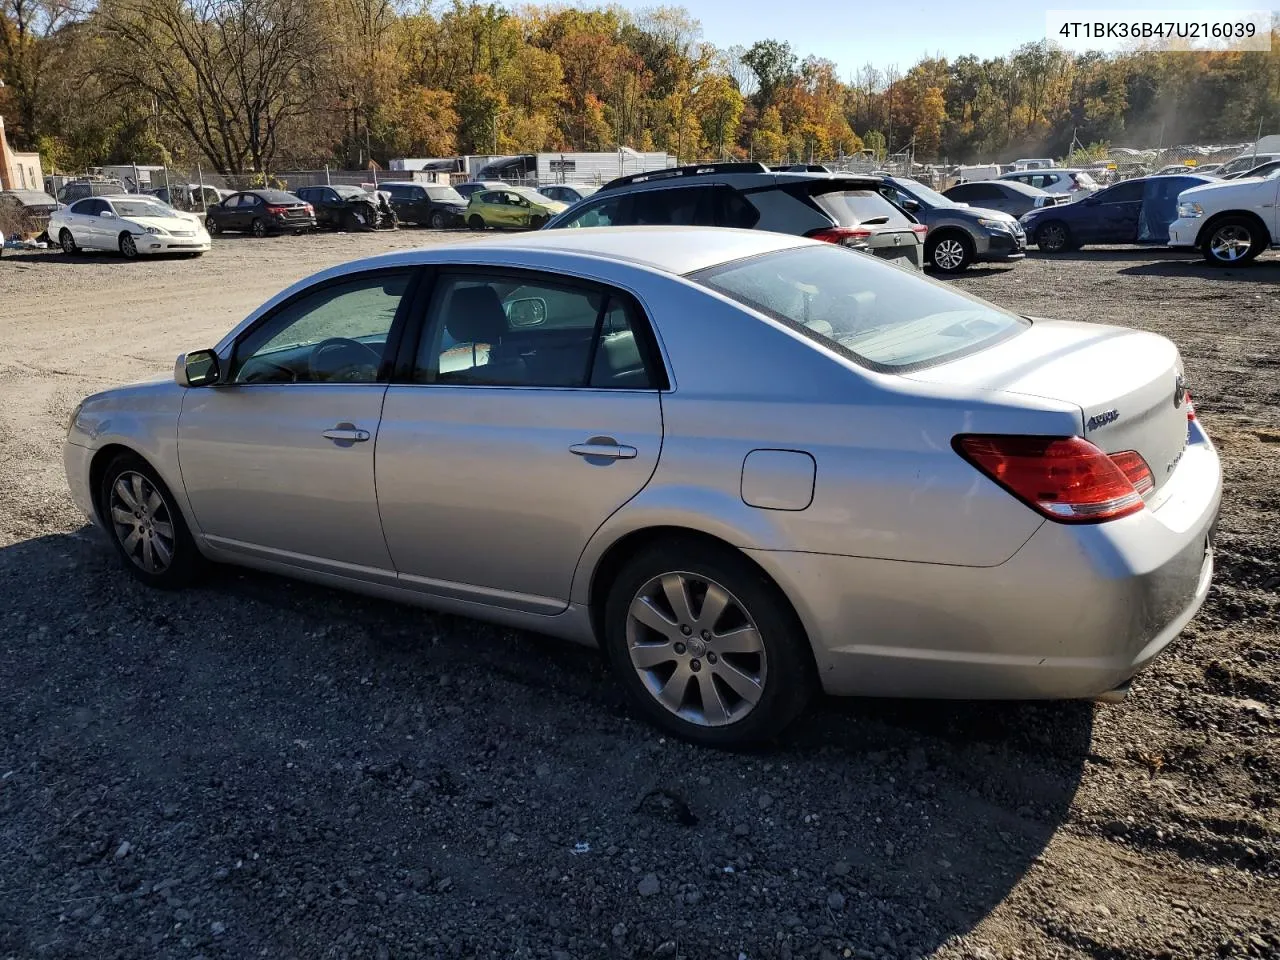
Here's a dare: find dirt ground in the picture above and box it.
[1,234,1277,960]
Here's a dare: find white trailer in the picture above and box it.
[534,151,674,185]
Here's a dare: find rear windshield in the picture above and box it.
[806,186,914,227]
[689,243,1028,372]
[257,190,301,203]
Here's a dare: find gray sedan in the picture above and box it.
[64,227,1222,747]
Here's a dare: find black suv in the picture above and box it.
[540,162,925,270]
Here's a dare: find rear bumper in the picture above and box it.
[748,428,1222,701]
[269,216,316,232]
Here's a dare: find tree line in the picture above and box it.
[2,0,1278,176]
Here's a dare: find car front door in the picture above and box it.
[375,269,664,612]
[224,194,252,231]
[1086,180,1144,243]
[177,268,420,577]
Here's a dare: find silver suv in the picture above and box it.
[541,162,925,270]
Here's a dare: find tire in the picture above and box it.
[1201,216,1265,266]
[60,229,79,255]
[926,232,973,272]
[1035,221,1072,253]
[99,453,202,589]
[530,214,548,229]
[601,537,815,748]
[250,218,266,238]
[119,233,138,259]
[429,211,446,229]
[206,216,220,235]
[468,214,485,231]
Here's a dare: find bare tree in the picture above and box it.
[97,0,322,173]
[722,43,757,100]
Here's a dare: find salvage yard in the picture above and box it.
[1,235,1278,959]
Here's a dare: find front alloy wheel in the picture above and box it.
[1204,220,1260,265]
[119,234,138,259]
[929,235,971,272]
[108,470,175,575]
[1036,222,1070,253]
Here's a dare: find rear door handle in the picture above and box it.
[570,439,637,460]
[322,426,371,443]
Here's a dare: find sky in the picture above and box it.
[612,0,1271,77]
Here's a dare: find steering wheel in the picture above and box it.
[308,337,382,382]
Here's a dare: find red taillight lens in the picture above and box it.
[910,224,928,237]
[266,205,286,214]
[1184,389,1196,421]
[954,435,1148,523]
[810,226,872,245]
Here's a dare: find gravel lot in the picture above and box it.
[1,234,1278,960]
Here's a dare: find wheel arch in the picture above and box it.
[584,524,817,679]
[1195,209,1272,249]
[89,443,147,524]
[926,225,974,247]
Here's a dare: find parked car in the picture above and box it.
[204,190,316,237]
[1223,159,1280,181]
[1021,174,1215,253]
[56,179,127,205]
[454,181,508,201]
[997,168,1099,199]
[294,184,396,231]
[147,184,228,211]
[0,189,59,242]
[1214,154,1280,178]
[379,181,468,228]
[942,179,1060,218]
[63,227,1221,746]
[47,195,211,258]
[877,175,1024,272]
[465,186,567,230]
[538,183,600,205]
[1155,164,1201,176]
[1194,163,1222,177]
[542,161,927,271]
[1168,165,1280,265]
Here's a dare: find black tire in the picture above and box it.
[1035,220,1072,253]
[206,216,220,235]
[250,218,266,238]
[99,453,202,589]
[59,228,79,255]
[429,211,446,229]
[530,214,548,229]
[118,233,139,259]
[925,231,973,272]
[468,214,485,231]
[1200,216,1266,266]
[601,537,815,748]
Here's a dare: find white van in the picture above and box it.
[1013,158,1056,170]
[952,164,1000,184]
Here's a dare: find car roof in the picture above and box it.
[3,189,57,205]
[593,167,880,197]
[949,179,1042,197]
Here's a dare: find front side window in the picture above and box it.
[231,271,412,384]
[415,274,655,389]
[631,187,721,226]
[1099,181,1144,204]
[691,243,1027,372]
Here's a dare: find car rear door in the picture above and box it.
[177,267,420,576]
[375,268,664,612]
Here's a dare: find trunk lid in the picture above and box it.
[906,317,1189,493]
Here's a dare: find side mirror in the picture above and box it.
[504,297,547,327]
[901,197,921,212]
[101,210,116,219]
[175,349,220,387]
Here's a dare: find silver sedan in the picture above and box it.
[64,227,1222,746]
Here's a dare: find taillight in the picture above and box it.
[810,226,871,245]
[1184,389,1196,421]
[266,205,287,214]
[953,435,1149,523]
[910,224,928,238]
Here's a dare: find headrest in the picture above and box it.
[444,285,507,344]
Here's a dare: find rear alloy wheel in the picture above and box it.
[926,233,972,272]
[1035,221,1071,253]
[100,454,202,588]
[602,539,814,747]
[468,214,486,231]
[206,216,220,235]
[1202,218,1263,266]
[251,218,267,238]
[429,211,446,229]
[59,229,79,255]
[119,233,138,259]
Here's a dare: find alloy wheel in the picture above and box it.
[60,230,76,254]
[108,471,177,575]
[1209,224,1251,262]
[252,218,266,237]
[120,234,137,258]
[625,572,767,728]
[430,212,445,229]
[1038,223,1067,252]
[932,238,967,270]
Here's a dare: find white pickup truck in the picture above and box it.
[1168,167,1280,265]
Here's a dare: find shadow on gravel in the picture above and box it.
[1118,259,1280,284]
[0,529,1092,959]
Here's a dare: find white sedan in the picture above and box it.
[48,195,211,258]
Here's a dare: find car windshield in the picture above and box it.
[1073,172,1099,188]
[893,179,955,208]
[690,243,1028,371]
[111,200,175,219]
[333,185,370,199]
[426,186,464,202]
[510,186,546,202]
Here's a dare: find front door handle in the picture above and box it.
[322,425,371,443]
[570,438,638,460]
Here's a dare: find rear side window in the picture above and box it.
[804,186,913,227]
[631,187,721,226]
[690,243,1027,372]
